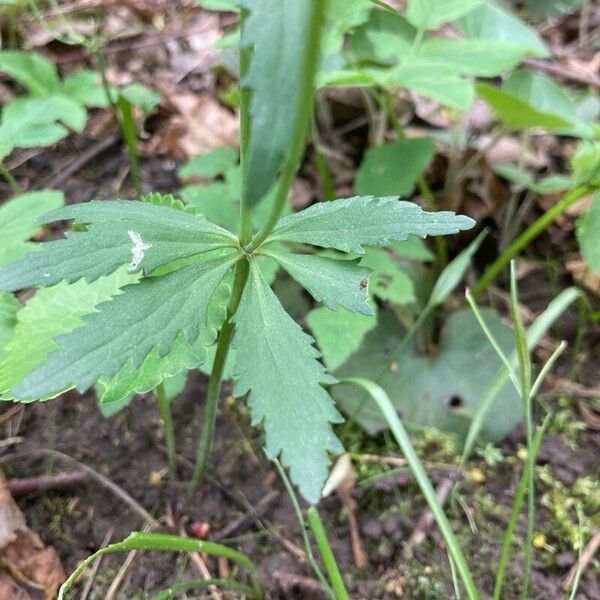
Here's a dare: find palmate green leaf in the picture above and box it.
[0,51,60,95]
[178,147,239,179]
[61,69,110,108]
[233,261,343,503]
[96,280,231,410]
[261,248,374,315]
[454,0,548,57]
[476,83,573,131]
[306,307,376,372]
[0,267,138,399]
[406,0,482,30]
[354,138,436,197]
[349,9,416,65]
[241,0,319,206]
[387,62,474,110]
[267,196,474,254]
[10,254,238,401]
[416,39,527,77]
[360,248,415,305]
[0,190,64,267]
[322,0,371,56]
[6,95,87,133]
[0,200,237,291]
[577,192,600,274]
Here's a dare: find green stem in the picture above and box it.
[116,95,141,196]
[493,416,549,600]
[155,382,176,478]
[307,507,350,600]
[341,378,480,600]
[246,0,324,252]
[273,459,334,599]
[471,186,591,298]
[152,579,257,600]
[238,6,253,246]
[0,162,22,195]
[189,259,249,496]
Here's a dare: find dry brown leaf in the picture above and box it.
[0,472,64,600]
[156,94,239,161]
[566,259,600,296]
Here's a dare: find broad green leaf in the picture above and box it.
[354,138,435,197]
[97,280,231,409]
[0,200,237,291]
[348,9,416,65]
[503,69,577,124]
[322,0,371,55]
[5,95,87,133]
[267,196,474,254]
[232,261,343,503]
[60,69,110,108]
[390,236,434,261]
[10,255,238,400]
[0,267,137,398]
[0,51,59,95]
[406,0,482,30]
[0,292,19,357]
[571,140,600,187]
[199,0,238,9]
[387,62,474,110]
[178,147,239,179]
[335,308,521,439]
[360,248,415,305]
[417,39,527,76]
[454,1,547,57]
[262,248,374,315]
[577,192,600,274]
[0,190,64,267]
[119,82,161,114]
[476,83,573,131]
[307,306,376,371]
[493,164,572,194]
[241,0,319,206]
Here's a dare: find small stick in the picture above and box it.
[80,527,115,600]
[35,133,119,190]
[212,490,279,541]
[8,471,87,496]
[562,528,600,591]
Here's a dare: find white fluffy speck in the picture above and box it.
[127,230,152,272]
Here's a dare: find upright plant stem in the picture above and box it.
[155,382,176,478]
[307,507,350,600]
[471,185,591,298]
[189,0,324,494]
[273,459,333,599]
[0,162,22,194]
[189,259,248,496]
[246,0,325,252]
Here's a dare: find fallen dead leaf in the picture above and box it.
[156,94,239,161]
[0,471,64,600]
[566,258,600,296]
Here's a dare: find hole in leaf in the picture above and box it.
[446,394,464,409]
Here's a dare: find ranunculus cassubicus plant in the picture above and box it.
[0,0,473,503]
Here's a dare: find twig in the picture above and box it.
[562,528,600,591]
[34,133,120,190]
[8,471,87,496]
[0,450,156,525]
[80,527,115,600]
[212,490,279,541]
